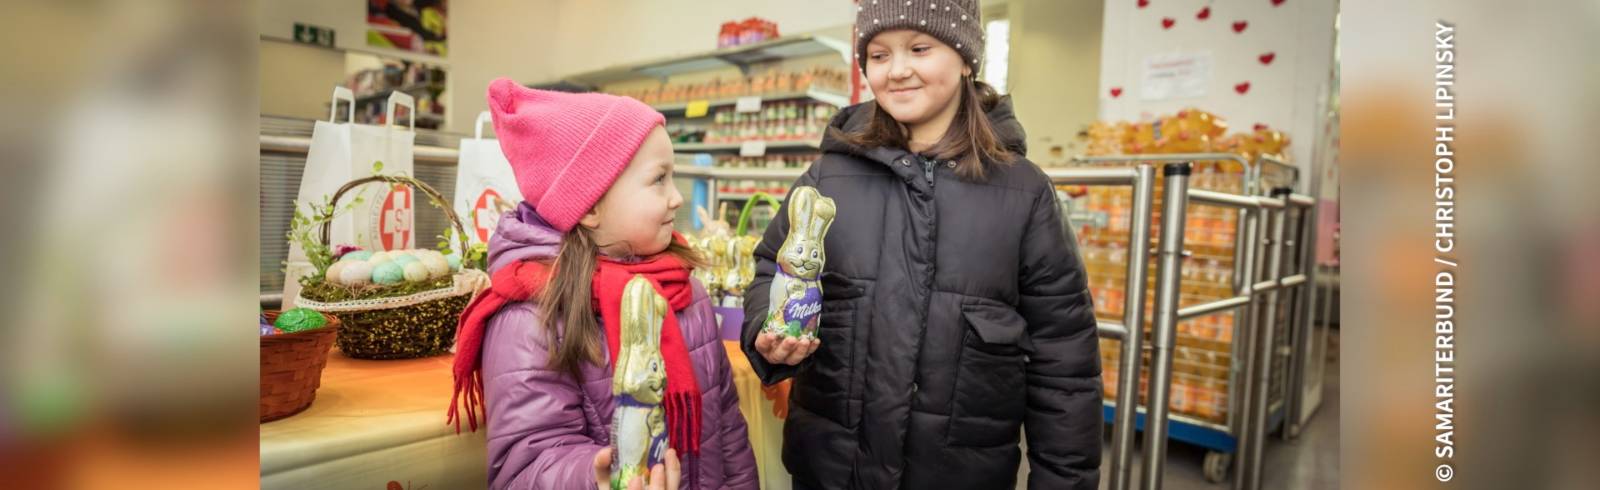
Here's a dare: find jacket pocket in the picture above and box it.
[795,272,863,428]
[946,301,1028,447]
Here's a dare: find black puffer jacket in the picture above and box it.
[740,98,1102,490]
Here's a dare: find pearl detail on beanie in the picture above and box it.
[856,0,983,73]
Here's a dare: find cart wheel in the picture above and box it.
[1203,451,1232,483]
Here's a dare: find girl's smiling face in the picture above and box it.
[580,126,683,257]
[864,29,971,128]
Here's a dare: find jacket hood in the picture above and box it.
[485,202,563,274]
[819,95,1029,165]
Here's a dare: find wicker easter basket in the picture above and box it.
[293,175,489,360]
[260,310,340,422]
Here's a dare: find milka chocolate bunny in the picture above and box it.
[764,186,836,339]
[610,275,669,490]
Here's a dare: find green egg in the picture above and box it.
[274,307,327,333]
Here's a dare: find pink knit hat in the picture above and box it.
[486,78,665,233]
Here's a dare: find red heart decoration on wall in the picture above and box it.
[1259,52,1276,65]
[1254,123,1268,131]
[1197,7,1211,20]
[1138,0,1150,8]
[1272,0,1285,6]
[1235,82,1251,94]
[1162,17,1176,29]
[1233,21,1249,33]
[1110,87,1124,98]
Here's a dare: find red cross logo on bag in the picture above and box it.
[380,185,413,251]
[472,188,506,243]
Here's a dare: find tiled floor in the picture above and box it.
[1015,356,1341,489]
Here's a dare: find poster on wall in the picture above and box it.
[1141,51,1211,101]
[367,0,448,57]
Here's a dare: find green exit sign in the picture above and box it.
[293,23,335,48]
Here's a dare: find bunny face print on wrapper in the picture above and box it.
[765,186,837,339]
[610,275,669,490]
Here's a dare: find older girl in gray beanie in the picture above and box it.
[741,2,1103,489]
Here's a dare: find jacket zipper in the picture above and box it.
[916,155,937,397]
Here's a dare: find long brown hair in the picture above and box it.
[537,226,704,379]
[830,76,1017,181]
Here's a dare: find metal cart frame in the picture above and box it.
[1068,154,1318,489]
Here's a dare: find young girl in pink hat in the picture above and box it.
[448,78,757,490]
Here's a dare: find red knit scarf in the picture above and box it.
[447,250,703,458]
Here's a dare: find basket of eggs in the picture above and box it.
[260,308,339,422]
[290,174,489,360]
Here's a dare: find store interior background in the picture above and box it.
[262,0,1334,174]
[259,1,1340,488]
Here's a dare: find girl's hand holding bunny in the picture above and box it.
[753,331,820,366]
[593,447,681,490]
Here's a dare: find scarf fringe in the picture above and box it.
[447,370,485,434]
[665,391,702,456]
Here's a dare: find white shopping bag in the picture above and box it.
[452,111,523,253]
[282,87,418,307]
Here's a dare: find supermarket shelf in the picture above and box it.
[532,35,850,89]
[675,140,820,153]
[652,88,850,115]
[349,83,443,105]
[674,165,806,180]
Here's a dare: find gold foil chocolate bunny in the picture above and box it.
[610,275,669,490]
[764,186,836,339]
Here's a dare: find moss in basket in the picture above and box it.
[299,274,455,302]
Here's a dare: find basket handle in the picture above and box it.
[319,175,469,256]
[734,192,784,237]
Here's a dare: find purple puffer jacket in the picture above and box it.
[480,204,758,490]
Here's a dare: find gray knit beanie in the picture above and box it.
[855,0,985,72]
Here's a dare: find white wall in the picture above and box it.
[260,40,348,121]
[1006,0,1104,164]
[1096,0,1337,172]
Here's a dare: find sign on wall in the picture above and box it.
[294,23,336,48]
[1141,51,1212,101]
